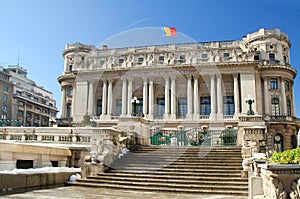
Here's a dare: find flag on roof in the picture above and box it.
[162,26,177,37]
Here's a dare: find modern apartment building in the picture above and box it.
[0,65,59,127]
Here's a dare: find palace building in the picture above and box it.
[58,28,300,152]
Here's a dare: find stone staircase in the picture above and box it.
[69,146,248,196]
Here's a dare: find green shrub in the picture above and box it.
[269,148,300,164]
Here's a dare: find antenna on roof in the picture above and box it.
[17,52,20,66]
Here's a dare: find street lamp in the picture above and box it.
[245,95,255,116]
[131,97,140,116]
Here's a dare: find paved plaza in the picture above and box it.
[2,186,248,199]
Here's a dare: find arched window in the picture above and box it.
[271,98,280,116]
[274,133,284,152]
[291,134,297,149]
[66,103,71,118]
[287,99,292,117]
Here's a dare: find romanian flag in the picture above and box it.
[162,26,177,37]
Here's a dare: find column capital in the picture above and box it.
[142,77,148,83]
[170,76,177,81]
[127,77,133,82]
[209,74,215,79]
[163,76,170,81]
[148,77,154,83]
[185,74,192,80]
[107,78,114,84]
[193,74,199,80]
[232,73,238,79]
[216,74,222,79]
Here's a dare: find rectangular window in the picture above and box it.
[26,112,31,119]
[1,114,7,120]
[270,78,278,89]
[119,58,124,64]
[67,86,72,96]
[2,105,8,112]
[41,100,46,105]
[156,98,165,117]
[16,91,22,95]
[34,115,39,122]
[49,103,53,107]
[18,101,24,106]
[115,99,122,116]
[34,97,38,102]
[201,53,208,59]
[254,55,260,61]
[18,110,24,116]
[178,97,187,117]
[200,97,211,115]
[179,55,185,63]
[269,53,275,61]
[26,94,31,99]
[223,52,230,58]
[100,60,105,65]
[3,96,8,102]
[138,57,144,63]
[3,86,9,92]
[224,96,235,115]
[97,99,102,116]
[285,80,290,91]
[136,98,143,115]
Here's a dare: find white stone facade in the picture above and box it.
[58,28,299,150]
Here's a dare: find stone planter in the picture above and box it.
[259,164,300,199]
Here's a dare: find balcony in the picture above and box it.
[265,115,300,124]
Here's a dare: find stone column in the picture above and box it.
[164,76,170,119]
[142,77,148,116]
[292,82,296,116]
[186,75,193,119]
[281,78,287,116]
[193,76,199,116]
[263,77,269,115]
[121,78,127,117]
[101,80,107,115]
[107,79,113,115]
[233,74,240,117]
[170,76,177,119]
[127,78,133,116]
[217,75,223,116]
[210,74,216,120]
[88,80,95,115]
[148,78,154,119]
[61,86,66,117]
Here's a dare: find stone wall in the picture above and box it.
[259,164,300,199]
[0,171,76,193]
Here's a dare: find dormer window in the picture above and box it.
[138,57,144,64]
[179,55,185,63]
[224,52,230,58]
[269,53,275,61]
[201,53,208,59]
[158,56,164,63]
[119,58,124,64]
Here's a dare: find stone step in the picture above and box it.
[93,174,248,183]
[109,167,243,173]
[108,169,244,177]
[68,181,248,196]
[113,164,243,171]
[113,162,243,166]
[79,177,248,188]
[97,172,248,181]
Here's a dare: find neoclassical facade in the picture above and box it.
[58,28,300,151]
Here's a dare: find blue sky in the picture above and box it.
[0,0,299,117]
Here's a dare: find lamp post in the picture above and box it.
[245,95,255,116]
[131,97,139,116]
